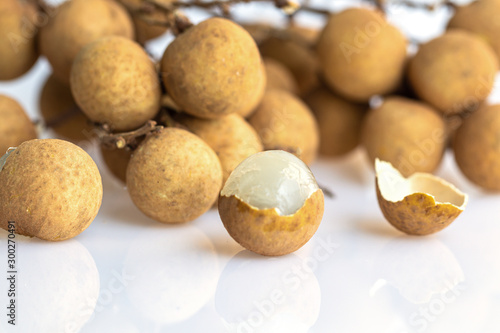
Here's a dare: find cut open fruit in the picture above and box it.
[375,159,468,235]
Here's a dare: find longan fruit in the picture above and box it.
[248,90,319,165]
[133,15,168,44]
[126,128,223,223]
[317,8,407,102]
[0,139,103,241]
[263,58,299,94]
[71,36,161,132]
[176,113,263,184]
[39,0,134,84]
[235,62,266,118]
[454,104,500,191]
[0,94,37,154]
[161,17,265,119]
[100,146,132,183]
[305,87,366,157]
[361,97,446,177]
[408,30,498,115]
[0,0,39,80]
[448,0,500,60]
[39,74,94,143]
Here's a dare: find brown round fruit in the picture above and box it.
[133,15,168,44]
[248,90,319,165]
[408,30,498,115]
[161,17,265,119]
[39,0,134,83]
[316,8,407,102]
[100,146,132,183]
[0,139,103,241]
[454,104,500,191]
[0,94,37,154]
[263,58,299,94]
[305,87,366,157]
[127,128,223,223]
[361,97,446,177]
[71,36,161,131]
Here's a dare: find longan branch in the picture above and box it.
[97,120,163,149]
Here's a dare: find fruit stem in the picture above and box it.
[98,120,163,150]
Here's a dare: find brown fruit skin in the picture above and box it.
[100,146,132,183]
[408,30,498,115]
[133,16,168,44]
[375,182,463,236]
[235,62,267,118]
[177,114,263,185]
[0,139,103,241]
[316,8,407,102]
[0,95,37,154]
[161,18,265,119]
[39,0,134,84]
[71,36,161,132]
[454,104,500,191]
[40,75,94,143]
[448,0,500,60]
[127,128,223,223]
[218,190,324,256]
[361,97,446,177]
[248,90,319,165]
[263,58,299,94]
[0,0,39,81]
[305,87,366,157]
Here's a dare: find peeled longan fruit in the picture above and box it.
[305,87,366,157]
[408,30,498,115]
[39,0,134,84]
[177,113,263,185]
[248,90,319,165]
[127,128,223,223]
[448,0,500,60]
[0,139,103,241]
[71,36,161,132]
[161,18,265,119]
[317,8,407,102]
[39,74,94,143]
[263,58,299,94]
[454,104,500,191]
[361,97,446,177]
[0,0,39,80]
[100,146,132,183]
[0,95,37,154]
[219,150,324,256]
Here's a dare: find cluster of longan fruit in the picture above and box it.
[1,0,500,253]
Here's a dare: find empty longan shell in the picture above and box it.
[71,36,161,132]
[316,8,407,102]
[0,94,37,154]
[305,87,366,157]
[408,30,498,115]
[126,128,223,223]
[39,0,134,84]
[263,58,299,94]
[248,90,319,165]
[0,0,39,80]
[0,139,103,241]
[361,96,446,177]
[161,18,265,119]
[454,104,500,191]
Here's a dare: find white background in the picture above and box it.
[2,0,500,332]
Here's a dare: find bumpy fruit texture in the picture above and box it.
[39,0,134,84]
[161,18,265,119]
[71,36,161,132]
[100,146,132,183]
[361,97,446,177]
[248,90,319,165]
[0,0,39,80]
[408,30,498,115]
[39,74,94,143]
[448,0,500,60]
[454,104,500,191]
[263,58,299,94]
[0,139,103,241]
[0,95,37,154]
[316,8,407,102]
[126,128,223,223]
[176,113,263,185]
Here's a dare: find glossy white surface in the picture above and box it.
[2,1,500,332]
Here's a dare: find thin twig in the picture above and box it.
[97,121,163,150]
